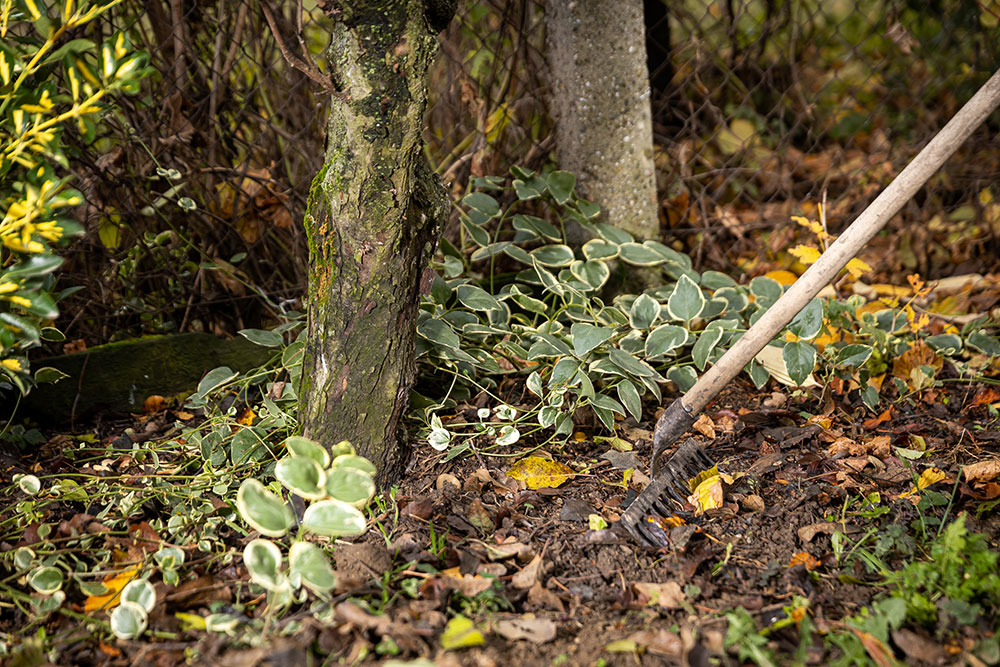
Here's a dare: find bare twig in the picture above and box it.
[260,1,344,100]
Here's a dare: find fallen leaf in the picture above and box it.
[693,414,716,438]
[441,615,485,650]
[495,615,556,644]
[482,539,531,561]
[440,567,494,596]
[588,514,608,531]
[788,551,821,570]
[764,269,798,286]
[604,639,639,653]
[741,494,766,512]
[688,474,723,515]
[892,341,942,391]
[142,395,166,414]
[891,628,947,665]
[526,581,564,612]
[628,629,683,658]
[798,522,838,543]
[511,554,543,590]
[506,457,574,489]
[971,387,1000,407]
[963,458,1000,483]
[633,581,686,609]
[84,566,140,613]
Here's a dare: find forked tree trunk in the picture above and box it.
[545,0,659,240]
[300,1,452,484]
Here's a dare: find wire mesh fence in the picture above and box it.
[57,0,1000,346]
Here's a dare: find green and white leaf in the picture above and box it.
[692,327,725,371]
[787,298,824,340]
[276,456,328,500]
[755,344,819,388]
[331,454,377,477]
[529,244,575,267]
[616,379,642,421]
[645,324,688,358]
[289,542,336,594]
[582,239,619,261]
[324,466,375,508]
[666,365,698,392]
[283,436,330,468]
[120,579,156,613]
[110,601,148,640]
[570,323,614,357]
[243,539,285,591]
[666,275,704,322]
[302,499,367,538]
[629,293,660,330]
[28,566,63,594]
[236,479,294,538]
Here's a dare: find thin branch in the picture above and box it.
[260,1,344,100]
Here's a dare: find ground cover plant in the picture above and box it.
[3,159,1000,664]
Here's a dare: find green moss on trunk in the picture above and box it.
[299,1,450,484]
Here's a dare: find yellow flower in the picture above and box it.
[1,358,23,372]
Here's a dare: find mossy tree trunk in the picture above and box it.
[301,1,453,484]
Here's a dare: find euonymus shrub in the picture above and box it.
[413,166,1000,454]
[0,0,150,392]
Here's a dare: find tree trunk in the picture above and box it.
[545,0,659,241]
[300,1,451,485]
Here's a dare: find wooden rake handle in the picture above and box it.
[651,67,1000,476]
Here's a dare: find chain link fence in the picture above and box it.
[59,0,1000,346]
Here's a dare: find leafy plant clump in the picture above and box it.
[0,0,150,393]
[413,166,1000,454]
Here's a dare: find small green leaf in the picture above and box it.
[787,298,824,340]
[529,244,575,267]
[616,380,642,421]
[513,178,543,200]
[236,479,294,538]
[570,323,614,357]
[331,454,377,476]
[417,318,461,350]
[512,214,561,241]
[666,275,705,322]
[496,425,520,446]
[243,539,285,591]
[16,474,41,495]
[618,242,666,266]
[110,601,148,640]
[700,271,737,290]
[645,324,688,357]
[289,542,336,594]
[276,457,328,500]
[836,344,873,367]
[570,259,610,290]
[324,466,375,508]
[924,334,962,355]
[749,276,783,309]
[629,293,660,330]
[470,242,512,262]
[608,348,657,377]
[120,579,156,613]
[582,239,619,261]
[33,367,68,385]
[968,331,1000,356]
[782,341,818,386]
[462,192,500,217]
[195,366,237,398]
[667,365,698,392]
[746,359,770,389]
[456,284,502,311]
[283,436,330,468]
[28,566,63,594]
[302,499,367,537]
[692,327,724,371]
[547,170,576,204]
[238,328,283,347]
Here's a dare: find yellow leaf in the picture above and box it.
[788,552,821,570]
[917,467,946,490]
[688,474,723,515]
[506,456,574,489]
[441,615,485,650]
[588,513,608,530]
[237,408,256,425]
[174,612,207,631]
[845,257,872,279]
[789,244,821,265]
[764,269,798,286]
[84,566,140,613]
[604,639,639,653]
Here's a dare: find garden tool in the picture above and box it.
[620,67,1000,546]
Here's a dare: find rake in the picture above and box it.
[620,67,1000,546]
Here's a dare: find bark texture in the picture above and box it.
[301,1,450,484]
[545,0,658,240]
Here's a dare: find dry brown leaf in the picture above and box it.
[692,414,716,439]
[495,615,557,644]
[511,554,543,590]
[962,458,1000,482]
[628,629,684,658]
[798,522,838,543]
[632,581,686,609]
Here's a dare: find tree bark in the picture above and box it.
[300,1,451,485]
[545,0,659,241]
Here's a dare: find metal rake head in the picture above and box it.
[618,439,716,546]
